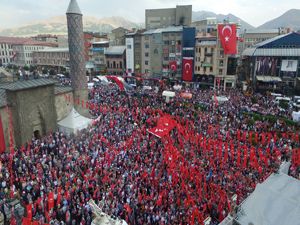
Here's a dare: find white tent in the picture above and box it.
[58,108,92,135]
[162,91,176,103]
[292,111,300,122]
[236,173,300,225]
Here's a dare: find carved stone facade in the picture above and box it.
[5,85,57,146]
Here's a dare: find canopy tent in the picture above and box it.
[97,76,109,83]
[211,96,229,103]
[236,173,300,225]
[162,91,176,103]
[292,111,300,122]
[58,108,92,135]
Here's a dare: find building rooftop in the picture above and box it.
[0,89,7,107]
[105,46,126,55]
[0,36,57,47]
[0,79,57,91]
[245,29,281,34]
[54,85,73,95]
[143,26,183,35]
[66,0,82,15]
[35,47,69,53]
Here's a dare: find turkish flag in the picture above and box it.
[218,24,237,55]
[26,204,32,220]
[169,61,177,72]
[48,192,54,210]
[182,57,193,81]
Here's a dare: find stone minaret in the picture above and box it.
[66,0,88,116]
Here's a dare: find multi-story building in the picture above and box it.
[33,48,69,71]
[239,28,290,57]
[141,26,183,78]
[0,37,14,66]
[194,34,217,86]
[125,30,145,75]
[31,34,59,44]
[105,46,126,75]
[145,5,192,30]
[90,40,109,73]
[108,27,129,46]
[242,32,300,95]
[0,36,56,66]
[13,42,56,66]
[191,18,217,35]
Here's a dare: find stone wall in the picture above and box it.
[0,106,11,150]
[55,91,73,121]
[6,85,57,146]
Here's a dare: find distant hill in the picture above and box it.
[0,16,142,37]
[192,10,255,30]
[258,9,300,30]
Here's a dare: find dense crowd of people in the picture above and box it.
[0,81,299,225]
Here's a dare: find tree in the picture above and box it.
[23,65,29,71]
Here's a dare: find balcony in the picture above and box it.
[202,62,213,67]
[205,52,213,57]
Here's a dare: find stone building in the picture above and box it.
[0,79,73,148]
[105,46,126,75]
[33,48,69,70]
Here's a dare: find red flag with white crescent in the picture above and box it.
[169,61,177,72]
[182,57,193,81]
[218,24,237,55]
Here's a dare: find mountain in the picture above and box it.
[258,9,300,30]
[0,16,142,37]
[192,10,254,30]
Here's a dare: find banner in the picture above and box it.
[106,76,125,91]
[218,24,237,55]
[281,60,298,72]
[0,114,5,153]
[169,61,177,72]
[182,57,193,81]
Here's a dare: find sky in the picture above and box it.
[0,0,300,29]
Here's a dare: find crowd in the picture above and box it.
[0,82,299,225]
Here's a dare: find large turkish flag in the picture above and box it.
[169,61,177,72]
[218,24,237,55]
[182,57,193,81]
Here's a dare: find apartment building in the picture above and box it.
[141,26,183,78]
[194,34,217,86]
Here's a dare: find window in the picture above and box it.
[113,61,116,68]
[145,60,149,65]
[127,45,131,49]
[120,61,122,68]
[145,44,149,48]
[145,52,149,57]
[164,40,169,45]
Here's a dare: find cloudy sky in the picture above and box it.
[0,0,299,29]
